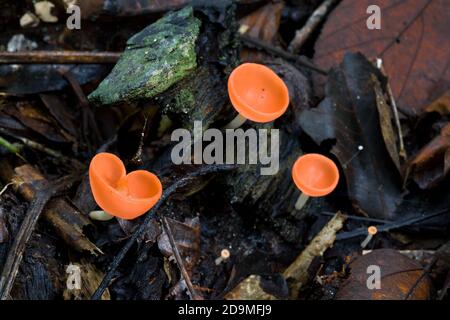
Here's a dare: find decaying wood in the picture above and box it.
[0,171,79,299]
[0,51,121,64]
[0,163,101,255]
[225,212,346,299]
[283,212,347,297]
[224,275,276,300]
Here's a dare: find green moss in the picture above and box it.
[174,89,196,113]
[88,6,201,105]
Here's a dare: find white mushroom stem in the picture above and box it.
[295,193,310,210]
[89,210,114,221]
[360,233,374,248]
[224,114,247,129]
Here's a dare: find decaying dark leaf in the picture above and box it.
[313,0,450,115]
[373,75,401,171]
[405,123,450,189]
[336,249,433,300]
[299,53,402,219]
[158,217,200,272]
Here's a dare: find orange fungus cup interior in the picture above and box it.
[89,152,163,220]
[292,154,339,197]
[228,63,289,123]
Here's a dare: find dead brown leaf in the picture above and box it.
[336,249,433,300]
[405,123,450,189]
[313,0,450,115]
[239,2,284,62]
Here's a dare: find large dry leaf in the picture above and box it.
[300,53,402,219]
[314,0,450,115]
[336,249,432,300]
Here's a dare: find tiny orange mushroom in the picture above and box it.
[89,152,162,220]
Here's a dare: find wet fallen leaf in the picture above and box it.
[336,249,433,300]
[299,53,403,219]
[157,217,200,272]
[405,123,450,189]
[313,0,450,115]
[239,1,284,61]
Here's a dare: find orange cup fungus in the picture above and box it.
[227,63,289,125]
[89,152,162,220]
[292,153,339,197]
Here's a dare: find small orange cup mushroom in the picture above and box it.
[225,63,290,128]
[361,226,378,248]
[292,154,339,210]
[89,152,163,220]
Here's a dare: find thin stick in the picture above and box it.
[0,173,79,299]
[336,208,450,241]
[0,51,121,64]
[377,58,407,159]
[0,182,13,197]
[240,34,328,75]
[162,217,202,300]
[288,0,338,53]
[404,256,437,300]
[60,70,102,151]
[0,136,21,154]
[91,164,236,300]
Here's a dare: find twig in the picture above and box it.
[18,137,83,169]
[0,136,21,154]
[288,0,338,53]
[0,51,121,64]
[162,217,202,300]
[404,256,437,300]
[283,212,347,297]
[240,34,328,75]
[91,164,236,300]
[0,182,13,197]
[0,173,80,299]
[377,58,407,159]
[319,211,391,224]
[60,70,102,151]
[336,208,450,241]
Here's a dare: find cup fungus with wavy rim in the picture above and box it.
[292,153,339,210]
[89,152,163,220]
[225,63,290,129]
